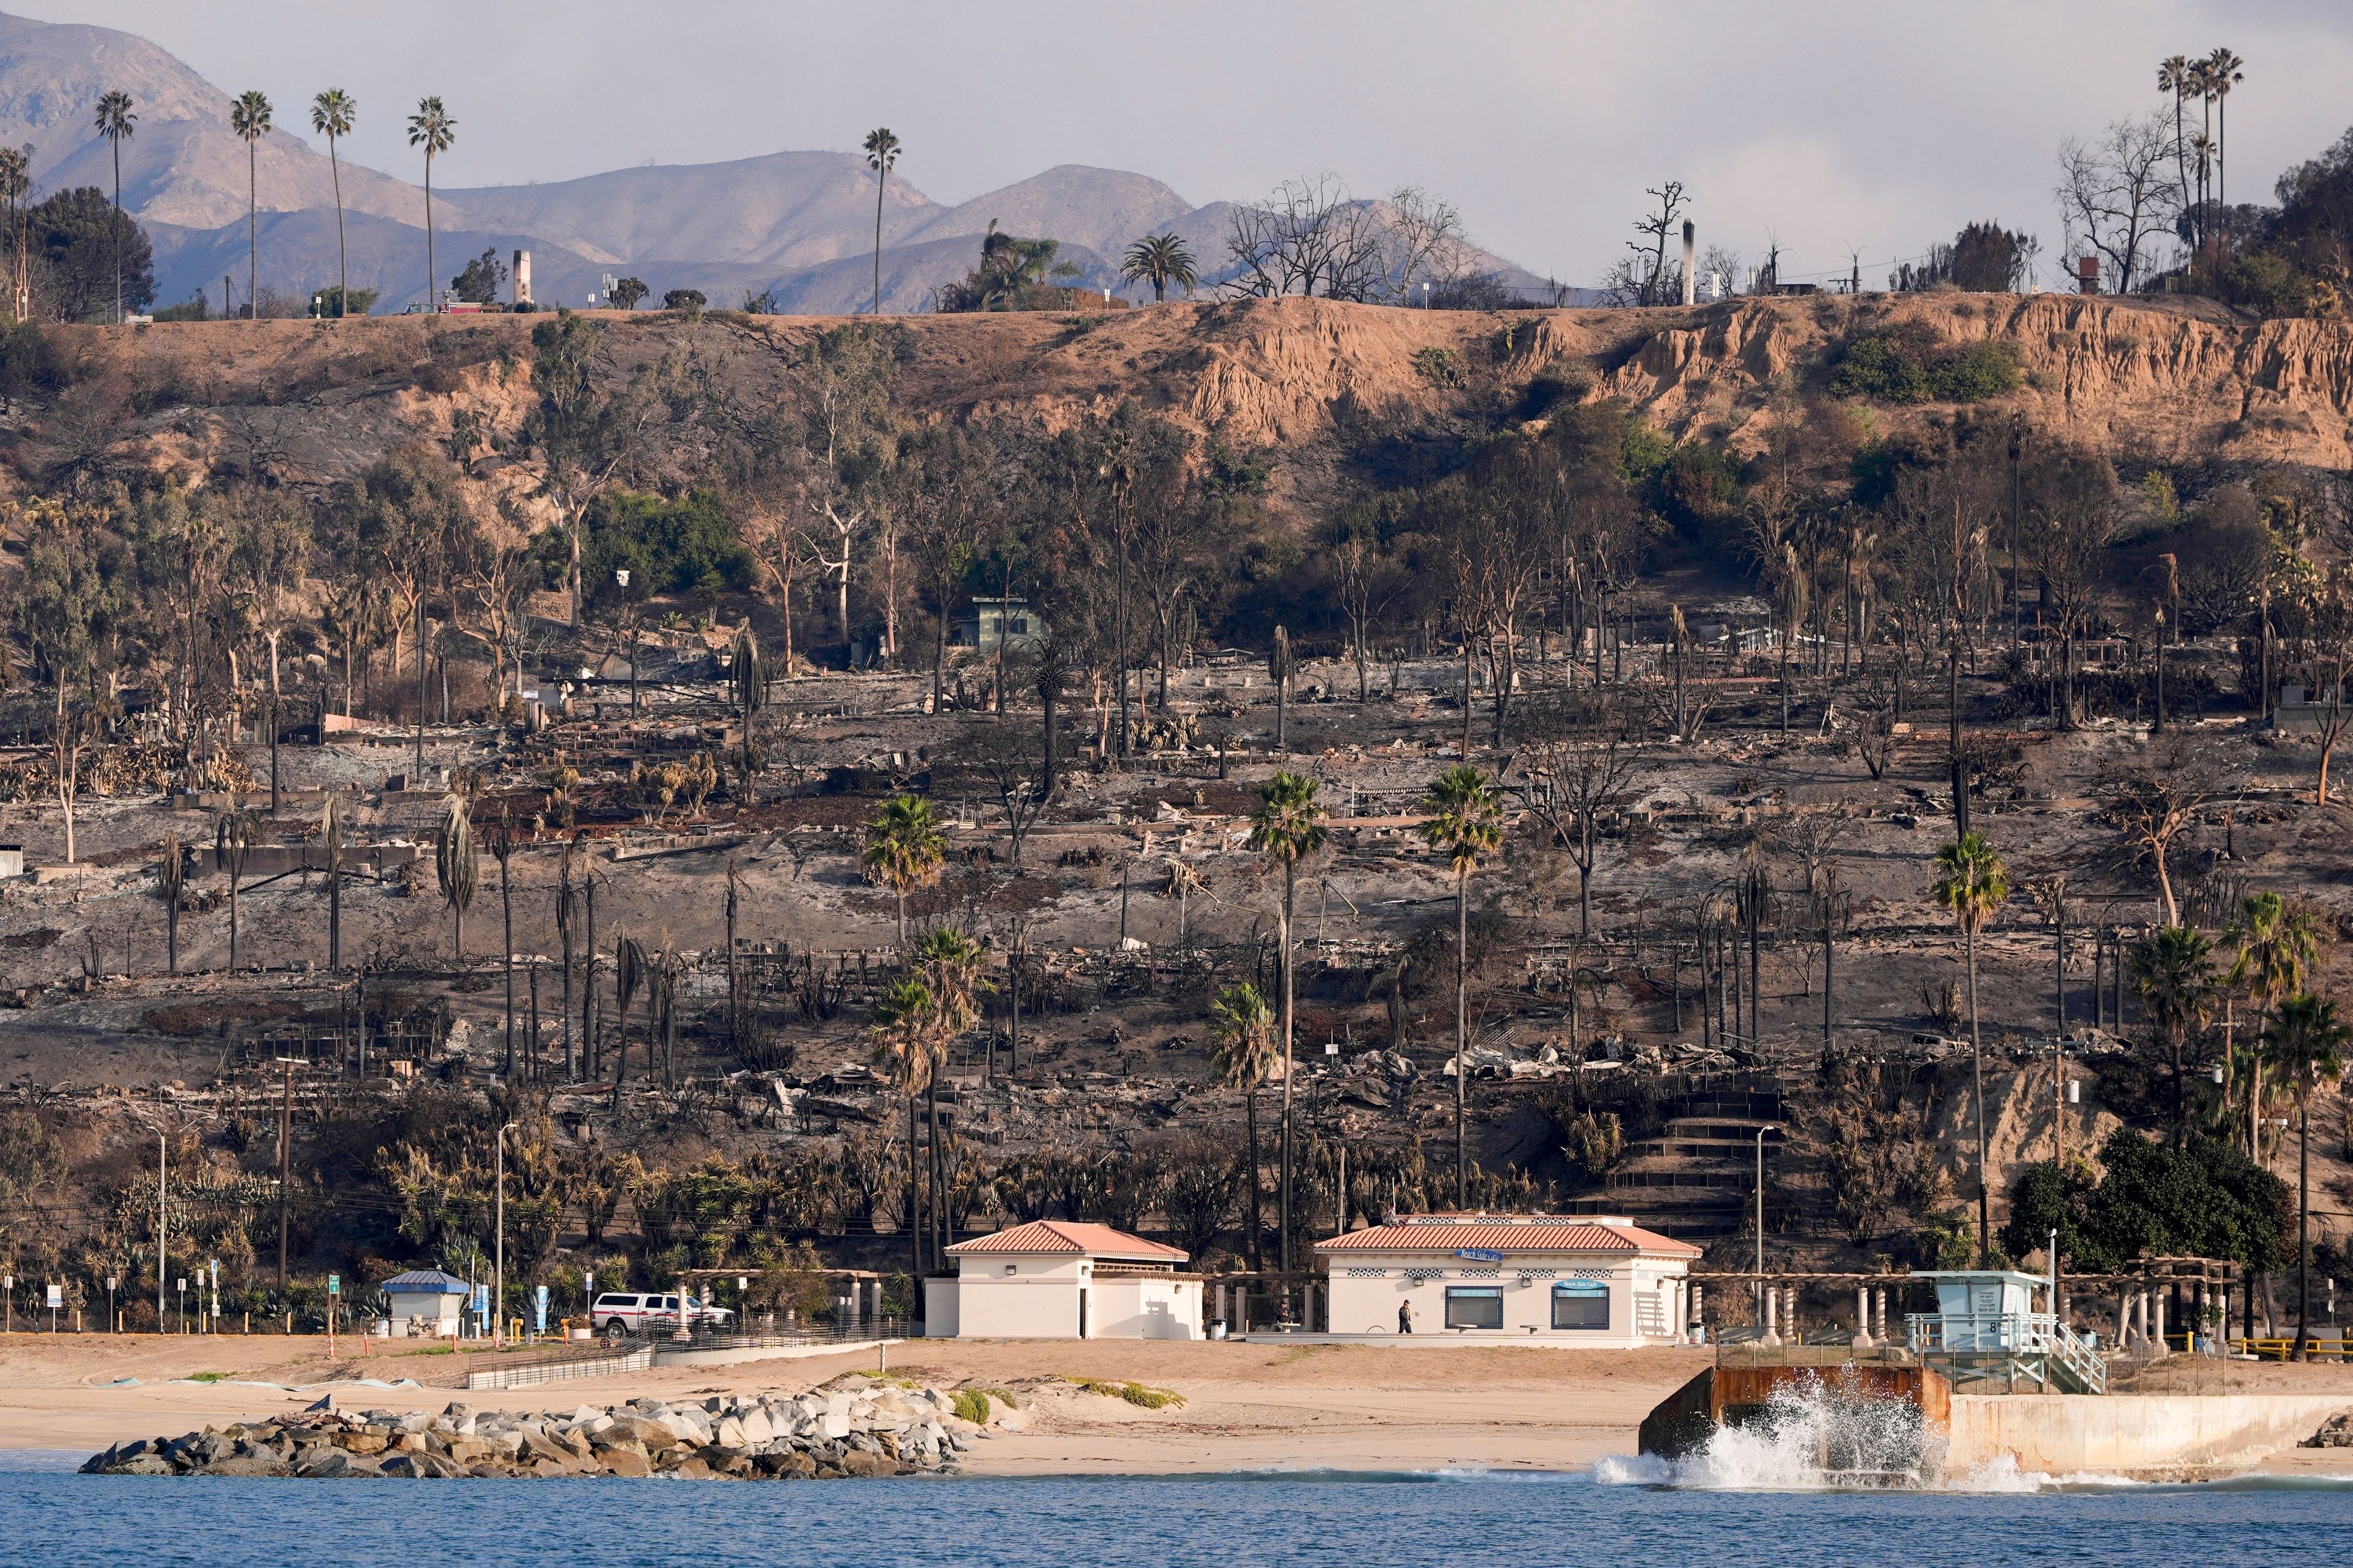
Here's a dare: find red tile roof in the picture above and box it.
[946,1220,1189,1261]
[1314,1215,1701,1259]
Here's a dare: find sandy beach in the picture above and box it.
[9,1333,2353,1477]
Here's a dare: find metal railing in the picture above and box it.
[650,1317,918,1353]
[1905,1311,2107,1394]
[465,1343,654,1391]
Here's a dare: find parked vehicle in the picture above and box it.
[591,1290,734,1339]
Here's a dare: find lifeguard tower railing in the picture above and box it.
[1905,1310,2107,1394]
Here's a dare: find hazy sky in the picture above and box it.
[34,0,2353,287]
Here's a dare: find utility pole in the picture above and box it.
[1754,1124,1775,1323]
[275,1059,297,1296]
[494,1122,518,1346]
[157,1132,167,1329]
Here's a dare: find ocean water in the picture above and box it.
[2,1452,2348,1567]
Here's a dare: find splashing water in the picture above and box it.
[1599,1371,1934,1492]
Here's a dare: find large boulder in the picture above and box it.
[599,1447,653,1478]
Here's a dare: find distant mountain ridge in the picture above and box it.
[0,9,1553,314]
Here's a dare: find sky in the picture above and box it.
[31,0,2353,289]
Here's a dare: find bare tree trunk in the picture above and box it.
[1455,865,1469,1207]
[1968,922,1988,1264]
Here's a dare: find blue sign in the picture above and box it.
[1456,1248,1507,1263]
[534,1285,549,1335]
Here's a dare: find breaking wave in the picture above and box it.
[1598,1373,1928,1491]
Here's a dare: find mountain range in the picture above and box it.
[0,11,1553,315]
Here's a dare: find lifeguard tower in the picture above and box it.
[1906,1269,2106,1393]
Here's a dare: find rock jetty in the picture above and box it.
[82,1384,986,1479]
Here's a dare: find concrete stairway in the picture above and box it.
[1560,1087,1782,1243]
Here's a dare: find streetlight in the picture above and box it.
[494,1122,519,1347]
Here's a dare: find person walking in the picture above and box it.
[1398,1300,1415,1335]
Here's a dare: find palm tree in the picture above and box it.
[1033,637,1071,798]
[2261,993,2349,1360]
[216,811,257,970]
[93,90,135,323]
[862,126,901,316]
[1208,983,1278,1272]
[1121,233,1198,303]
[861,793,946,948]
[1421,765,1504,1207]
[406,96,456,312]
[434,790,478,958]
[609,931,647,1108]
[157,831,184,975]
[228,91,271,318]
[2228,890,2324,1154]
[1248,771,1327,1276]
[0,145,29,323]
[321,792,345,970]
[2129,923,2218,1140]
[872,975,936,1282]
[913,926,987,1263]
[1931,832,2009,1263]
[2206,47,2245,212]
[310,89,357,318]
[2157,55,2195,243]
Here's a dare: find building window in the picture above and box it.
[1552,1280,1609,1330]
[1444,1286,1504,1330]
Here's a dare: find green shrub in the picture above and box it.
[1829,323,2018,405]
[951,1387,992,1423]
[1414,345,1467,389]
[0,319,67,394]
[1068,1377,1184,1410]
[570,488,752,604]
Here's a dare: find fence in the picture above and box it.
[464,1342,654,1391]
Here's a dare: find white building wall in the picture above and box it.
[1090,1276,1202,1340]
[922,1276,960,1337]
[386,1292,463,1337]
[1322,1255,1687,1347]
[939,1257,1201,1339]
[945,1255,1086,1339]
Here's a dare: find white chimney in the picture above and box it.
[513,250,533,308]
[1681,220,1696,306]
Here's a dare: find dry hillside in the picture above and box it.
[9,292,2350,523]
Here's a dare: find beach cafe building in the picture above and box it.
[929,1220,1202,1340]
[1315,1214,1702,1347]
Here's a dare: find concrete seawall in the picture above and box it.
[1946,1394,2352,1477]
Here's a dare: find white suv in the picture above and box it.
[591,1290,734,1339]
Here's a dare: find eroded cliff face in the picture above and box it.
[1599,293,2353,468]
[6,292,2346,522]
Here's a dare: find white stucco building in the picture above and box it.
[928,1220,1201,1340]
[1315,1214,1702,1347]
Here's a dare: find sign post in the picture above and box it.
[328,1275,341,1357]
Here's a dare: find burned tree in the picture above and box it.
[1514,693,1645,937]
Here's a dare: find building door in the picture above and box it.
[1078,1289,1089,1339]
